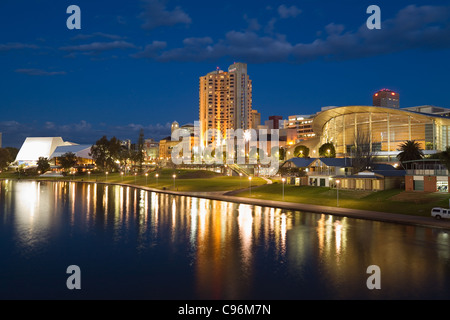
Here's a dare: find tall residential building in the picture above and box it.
[199,62,252,146]
[373,88,400,108]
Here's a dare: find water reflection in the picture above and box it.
[0,180,450,299]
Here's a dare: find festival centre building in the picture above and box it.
[312,105,450,162]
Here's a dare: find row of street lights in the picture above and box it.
[111,171,172,188]
[96,172,340,207]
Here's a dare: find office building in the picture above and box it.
[287,115,316,143]
[373,89,400,108]
[265,115,283,130]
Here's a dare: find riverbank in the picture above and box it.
[3,174,450,230]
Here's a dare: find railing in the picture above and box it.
[406,169,448,176]
[228,164,251,176]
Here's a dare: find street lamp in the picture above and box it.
[134,172,137,184]
[120,171,124,182]
[105,171,109,182]
[88,171,91,181]
[336,179,340,206]
[249,176,252,196]
[155,173,159,186]
[173,174,176,189]
[239,172,243,188]
[145,173,148,185]
[282,177,285,200]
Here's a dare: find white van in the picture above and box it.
[431,207,450,220]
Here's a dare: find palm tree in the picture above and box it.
[397,140,423,164]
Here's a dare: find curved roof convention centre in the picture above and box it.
[312,105,450,136]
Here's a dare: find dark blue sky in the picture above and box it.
[1,0,450,148]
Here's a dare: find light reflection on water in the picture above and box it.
[0,180,450,299]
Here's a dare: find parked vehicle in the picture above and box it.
[431,207,450,220]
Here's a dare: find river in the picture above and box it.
[0,180,449,299]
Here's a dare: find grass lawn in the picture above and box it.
[234,183,450,217]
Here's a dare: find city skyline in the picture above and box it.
[1,0,450,147]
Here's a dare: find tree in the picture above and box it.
[294,145,309,158]
[136,129,145,172]
[439,146,450,171]
[319,143,336,158]
[272,147,285,161]
[5,147,18,162]
[0,148,11,169]
[90,136,122,172]
[397,140,423,164]
[0,147,18,169]
[351,130,373,173]
[37,157,50,173]
[59,152,77,172]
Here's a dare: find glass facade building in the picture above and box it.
[312,106,450,161]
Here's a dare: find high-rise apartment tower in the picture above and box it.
[199,62,252,146]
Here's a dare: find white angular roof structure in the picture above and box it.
[15,137,77,165]
[50,144,92,159]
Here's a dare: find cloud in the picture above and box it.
[117,16,127,25]
[139,0,191,30]
[15,69,66,76]
[134,4,450,64]
[131,41,167,59]
[60,41,137,55]
[71,32,126,41]
[0,42,38,51]
[243,14,261,31]
[278,5,302,19]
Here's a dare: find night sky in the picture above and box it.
[1,0,449,148]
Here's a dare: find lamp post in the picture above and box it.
[105,171,108,182]
[249,176,252,196]
[173,174,176,189]
[134,172,137,184]
[239,172,243,188]
[145,173,148,185]
[155,173,159,186]
[120,171,123,182]
[88,171,91,181]
[282,177,285,200]
[336,179,340,206]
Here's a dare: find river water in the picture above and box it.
[0,180,449,300]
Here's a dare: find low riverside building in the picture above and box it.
[282,157,404,190]
[281,157,353,187]
[332,164,405,191]
[404,159,449,192]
